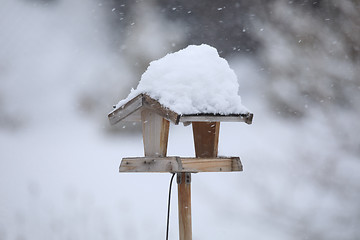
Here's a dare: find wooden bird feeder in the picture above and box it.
[108,93,253,240]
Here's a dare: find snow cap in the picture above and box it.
[117,44,248,115]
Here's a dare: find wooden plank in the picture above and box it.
[141,109,170,157]
[119,157,242,173]
[180,157,242,172]
[108,94,144,125]
[118,108,142,122]
[180,113,253,125]
[119,157,181,172]
[192,122,220,158]
[178,173,192,240]
[108,94,181,125]
[142,94,180,124]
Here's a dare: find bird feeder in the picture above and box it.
[108,93,253,240]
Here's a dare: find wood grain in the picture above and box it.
[178,173,192,240]
[180,113,253,124]
[141,109,169,157]
[142,94,180,124]
[119,157,181,172]
[181,157,242,172]
[192,122,220,158]
[119,157,242,173]
[108,94,143,125]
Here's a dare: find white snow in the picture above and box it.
[117,44,249,115]
[1,1,360,240]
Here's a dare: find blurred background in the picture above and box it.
[1,0,359,239]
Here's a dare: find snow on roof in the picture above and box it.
[116,44,249,115]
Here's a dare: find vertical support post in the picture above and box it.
[192,122,220,158]
[176,122,219,240]
[177,173,192,240]
[141,109,170,157]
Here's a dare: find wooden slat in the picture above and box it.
[108,94,144,125]
[192,122,220,158]
[108,94,181,125]
[119,157,242,173]
[142,95,181,124]
[180,113,253,125]
[141,109,170,157]
[119,157,182,172]
[119,108,142,122]
[181,157,242,172]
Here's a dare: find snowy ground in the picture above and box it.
[1,78,359,239]
[1,1,359,240]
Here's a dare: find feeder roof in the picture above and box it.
[108,94,253,125]
[109,44,253,125]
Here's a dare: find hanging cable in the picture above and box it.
[166,173,176,240]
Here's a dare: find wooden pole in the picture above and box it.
[177,122,220,240]
[177,172,192,240]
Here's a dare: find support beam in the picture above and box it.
[177,173,192,240]
[119,157,242,173]
[192,122,220,158]
[141,110,170,157]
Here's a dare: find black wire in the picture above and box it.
[166,173,176,240]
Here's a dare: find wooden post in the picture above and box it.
[177,172,192,240]
[192,122,220,158]
[176,122,220,240]
[141,109,170,157]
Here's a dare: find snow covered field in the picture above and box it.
[1,1,359,240]
[2,82,359,240]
